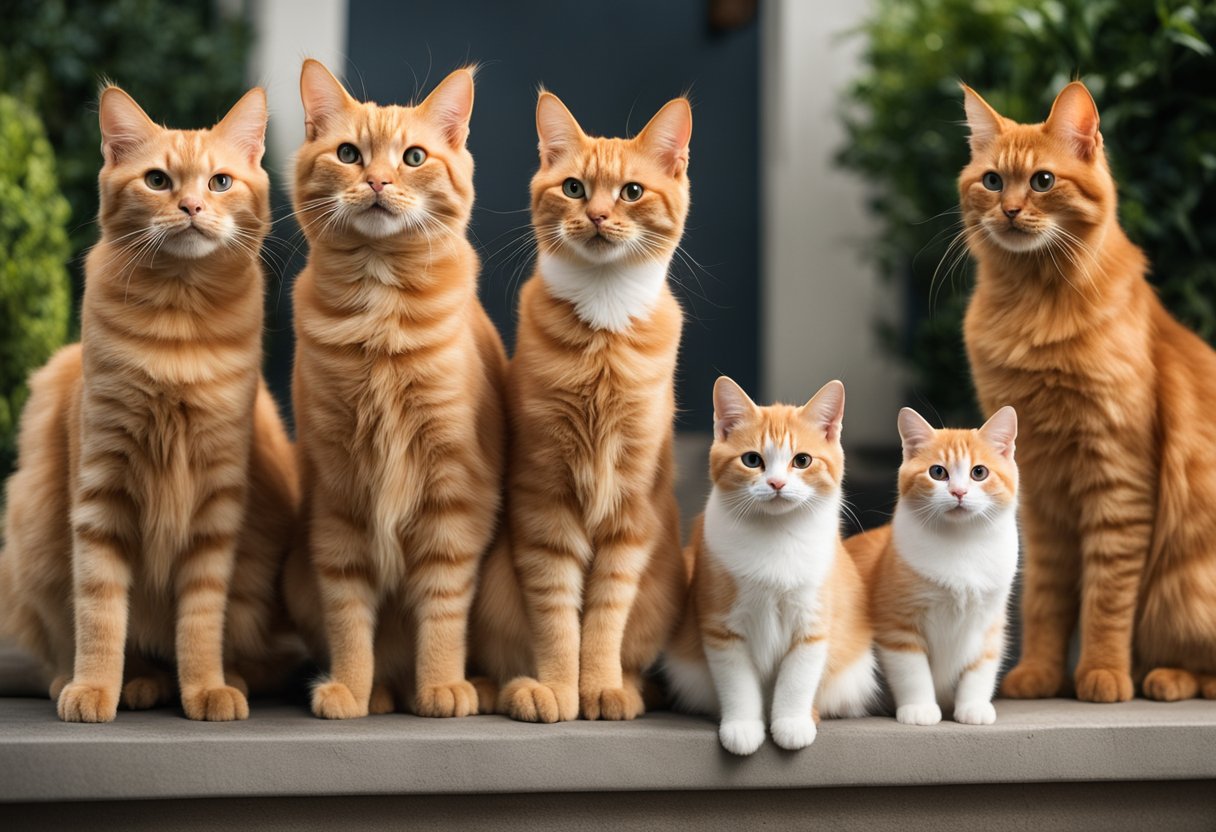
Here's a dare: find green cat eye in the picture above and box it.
[337,143,361,164]
[562,178,585,199]
[404,146,427,167]
[792,453,812,469]
[981,172,1003,191]
[145,170,171,191]
[929,464,949,481]
[208,173,233,192]
[971,465,989,481]
[1030,171,1055,192]
[620,182,644,202]
[741,452,764,469]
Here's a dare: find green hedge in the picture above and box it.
[838,0,1216,421]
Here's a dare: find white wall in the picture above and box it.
[761,0,903,448]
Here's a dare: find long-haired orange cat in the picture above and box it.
[470,91,692,722]
[961,81,1216,702]
[0,86,298,722]
[285,60,507,719]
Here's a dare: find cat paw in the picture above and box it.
[58,682,119,723]
[469,676,499,714]
[1142,668,1199,702]
[415,680,478,718]
[770,716,818,750]
[953,701,997,725]
[1000,661,1064,699]
[580,685,644,721]
[122,675,174,710]
[895,703,942,726]
[719,719,766,756]
[181,685,249,721]
[368,683,397,715]
[311,681,368,719]
[1075,666,1133,703]
[500,677,577,723]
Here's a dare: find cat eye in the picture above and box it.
[144,170,171,191]
[562,178,585,199]
[1030,171,1055,192]
[928,465,949,481]
[971,465,990,481]
[620,182,644,202]
[981,172,1003,191]
[337,143,362,164]
[208,174,233,192]
[404,146,427,167]
[741,452,764,469]
[792,453,812,469]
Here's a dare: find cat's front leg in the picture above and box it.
[878,642,941,726]
[409,541,481,718]
[770,633,829,750]
[578,534,649,721]
[953,622,1004,725]
[704,636,766,755]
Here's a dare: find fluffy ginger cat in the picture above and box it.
[664,378,877,755]
[469,92,691,722]
[284,60,507,719]
[0,86,299,722]
[961,82,1216,703]
[846,407,1018,726]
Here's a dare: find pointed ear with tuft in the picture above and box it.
[979,405,1017,459]
[636,98,692,175]
[897,407,937,460]
[1046,81,1101,160]
[536,91,584,167]
[98,86,160,166]
[960,83,1004,154]
[420,68,475,149]
[215,88,267,166]
[713,376,756,442]
[800,380,846,443]
[300,59,354,141]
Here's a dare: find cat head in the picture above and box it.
[897,406,1018,525]
[709,377,846,517]
[959,82,1115,256]
[97,85,269,261]
[530,91,691,267]
[294,59,475,242]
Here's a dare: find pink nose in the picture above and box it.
[179,197,203,216]
[588,212,607,226]
[368,179,388,193]
[949,487,967,500]
[768,479,785,491]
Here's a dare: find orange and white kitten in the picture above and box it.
[469,92,691,722]
[961,82,1216,703]
[664,378,877,755]
[285,60,507,719]
[847,407,1018,726]
[0,86,299,722]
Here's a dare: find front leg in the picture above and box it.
[579,530,649,721]
[770,634,829,750]
[953,620,1005,725]
[409,530,481,718]
[704,635,766,756]
[877,641,940,726]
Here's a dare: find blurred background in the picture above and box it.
[1,0,1214,531]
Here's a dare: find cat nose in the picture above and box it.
[368,179,389,193]
[1003,205,1022,219]
[178,197,203,217]
[949,486,968,500]
[588,211,608,227]
[767,478,785,491]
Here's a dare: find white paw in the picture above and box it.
[770,716,817,751]
[719,719,766,756]
[896,703,942,726]
[953,701,996,725]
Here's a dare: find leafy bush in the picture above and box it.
[838,0,1216,421]
[0,94,71,472]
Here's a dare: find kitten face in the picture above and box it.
[530,93,691,267]
[294,60,474,242]
[709,378,845,518]
[97,86,269,262]
[959,82,1113,256]
[897,407,1018,525]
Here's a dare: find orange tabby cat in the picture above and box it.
[285,60,507,719]
[470,92,691,722]
[0,86,299,722]
[961,81,1216,702]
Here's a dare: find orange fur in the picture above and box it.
[961,81,1216,702]
[285,61,507,719]
[0,86,299,722]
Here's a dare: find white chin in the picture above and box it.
[567,239,629,265]
[985,227,1048,253]
[162,232,221,260]
[352,210,409,239]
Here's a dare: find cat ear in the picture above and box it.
[215,88,267,166]
[536,91,584,167]
[419,68,475,149]
[960,83,1004,154]
[713,376,756,442]
[98,86,160,166]
[300,59,353,141]
[897,407,936,459]
[637,98,692,176]
[800,380,846,443]
[1046,81,1102,160]
[979,405,1017,459]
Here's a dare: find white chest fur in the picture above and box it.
[538,251,670,332]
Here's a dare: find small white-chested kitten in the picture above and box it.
[664,377,878,755]
[846,406,1019,726]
